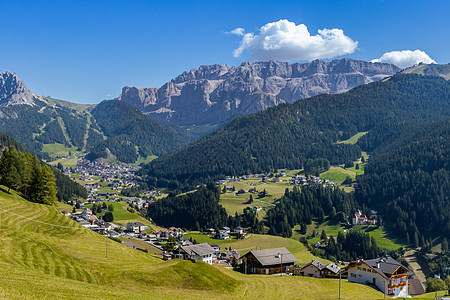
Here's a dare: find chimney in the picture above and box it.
[377,263,380,269]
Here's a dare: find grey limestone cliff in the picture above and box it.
[0,71,35,107]
[119,58,400,126]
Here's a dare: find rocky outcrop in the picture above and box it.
[0,72,35,106]
[119,58,400,126]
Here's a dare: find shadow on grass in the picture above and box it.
[0,186,11,194]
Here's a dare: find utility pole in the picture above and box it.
[106,232,108,258]
[281,253,283,276]
[339,270,342,299]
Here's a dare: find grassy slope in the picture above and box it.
[337,132,368,145]
[184,233,329,266]
[0,187,384,299]
[219,178,291,217]
[292,221,405,251]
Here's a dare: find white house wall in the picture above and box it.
[348,265,387,293]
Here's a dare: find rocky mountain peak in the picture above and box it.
[119,59,401,126]
[0,71,35,106]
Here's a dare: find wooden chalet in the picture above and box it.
[345,256,414,297]
[241,247,297,275]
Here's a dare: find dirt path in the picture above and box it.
[81,115,91,151]
[405,250,426,282]
[56,116,73,147]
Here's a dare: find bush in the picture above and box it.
[425,278,447,293]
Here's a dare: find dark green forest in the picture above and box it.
[143,74,449,183]
[0,98,191,163]
[146,183,228,229]
[355,118,450,244]
[265,185,357,237]
[0,131,86,204]
[85,100,187,163]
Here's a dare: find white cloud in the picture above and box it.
[371,50,436,69]
[226,28,245,36]
[231,19,358,61]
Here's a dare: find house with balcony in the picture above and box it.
[345,256,413,297]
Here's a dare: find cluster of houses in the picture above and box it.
[126,198,155,210]
[64,159,139,193]
[290,175,334,186]
[166,242,240,266]
[68,208,118,234]
[352,210,377,225]
[203,226,246,240]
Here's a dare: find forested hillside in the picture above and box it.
[0,130,86,203]
[355,118,450,244]
[142,74,450,183]
[86,100,186,163]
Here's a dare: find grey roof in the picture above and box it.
[302,260,326,270]
[409,278,425,295]
[349,256,414,279]
[128,222,146,226]
[180,242,215,256]
[247,247,297,266]
[325,262,341,274]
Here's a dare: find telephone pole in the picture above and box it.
[339,270,342,299]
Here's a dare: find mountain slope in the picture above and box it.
[0,72,188,163]
[86,100,186,163]
[0,188,383,299]
[142,74,450,182]
[0,129,87,202]
[119,58,400,126]
[402,63,450,80]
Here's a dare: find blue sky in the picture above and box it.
[0,0,448,103]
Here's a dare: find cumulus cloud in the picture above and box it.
[231,19,358,61]
[226,27,245,36]
[371,50,436,69]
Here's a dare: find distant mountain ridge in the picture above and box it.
[0,72,187,163]
[119,58,400,126]
[0,71,36,107]
[401,63,450,80]
[142,74,450,182]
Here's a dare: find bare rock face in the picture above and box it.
[119,58,400,126]
[0,72,35,107]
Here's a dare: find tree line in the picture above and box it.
[142,74,449,185]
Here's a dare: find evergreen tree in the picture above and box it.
[321,230,327,240]
[41,165,57,205]
[103,211,114,222]
[442,238,448,254]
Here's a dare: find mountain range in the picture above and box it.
[118,58,400,126]
[0,72,186,163]
[142,73,450,182]
[1,61,447,164]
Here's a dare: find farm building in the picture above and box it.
[241,247,297,275]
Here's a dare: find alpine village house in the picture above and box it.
[241,247,297,275]
[345,256,413,297]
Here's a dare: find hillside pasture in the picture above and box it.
[0,187,385,299]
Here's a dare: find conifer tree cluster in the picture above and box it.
[0,147,57,205]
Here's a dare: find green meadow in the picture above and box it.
[0,186,384,299]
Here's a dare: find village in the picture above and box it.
[53,157,429,299]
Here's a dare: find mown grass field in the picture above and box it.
[0,186,384,299]
[337,132,368,145]
[320,167,357,184]
[292,221,406,251]
[42,143,82,158]
[131,155,158,166]
[219,179,292,217]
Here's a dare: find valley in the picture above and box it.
[0,64,449,299]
